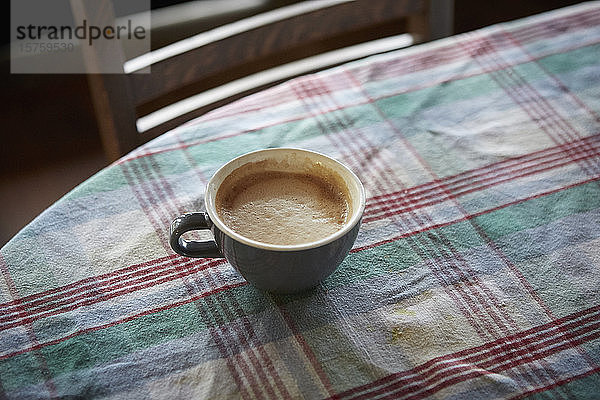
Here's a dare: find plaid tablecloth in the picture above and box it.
[2,2,600,399]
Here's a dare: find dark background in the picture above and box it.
[0,0,583,246]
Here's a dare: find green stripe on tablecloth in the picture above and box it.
[537,43,600,75]
[44,302,206,377]
[522,371,600,400]
[191,283,270,334]
[565,371,600,400]
[322,220,487,292]
[509,61,548,82]
[64,166,129,200]
[509,43,600,88]
[0,302,204,391]
[304,323,379,395]
[130,148,200,178]
[0,352,45,393]
[373,41,600,124]
[184,119,323,168]
[1,180,598,391]
[474,180,600,242]
[374,74,500,120]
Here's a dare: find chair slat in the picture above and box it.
[130,0,426,107]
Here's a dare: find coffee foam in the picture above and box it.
[216,157,351,245]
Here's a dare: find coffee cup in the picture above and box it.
[169,148,365,293]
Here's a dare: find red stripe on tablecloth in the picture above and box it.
[366,135,600,211]
[209,268,293,399]
[0,254,58,398]
[205,272,287,400]
[128,158,180,231]
[371,312,600,399]
[195,258,273,400]
[0,257,200,318]
[207,327,252,400]
[359,322,600,400]
[0,258,214,326]
[0,281,248,361]
[363,142,600,223]
[138,155,184,214]
[0,254,178,308]
[172,128,211,188]
[353,175,600,253]
[331,305,600,399]
[0,258,225,331]
[190,270,262,400]
[120,161,172,252]
[276,301,336,397]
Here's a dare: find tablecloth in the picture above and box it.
[2,2,600,399]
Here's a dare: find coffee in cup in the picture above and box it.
[215,159,351,245]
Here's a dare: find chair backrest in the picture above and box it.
[72,0,453,161]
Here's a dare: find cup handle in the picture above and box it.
[170,212,224,258]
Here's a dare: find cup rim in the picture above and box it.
[205,147,366,252]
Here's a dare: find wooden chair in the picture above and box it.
[71,0,453,162]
